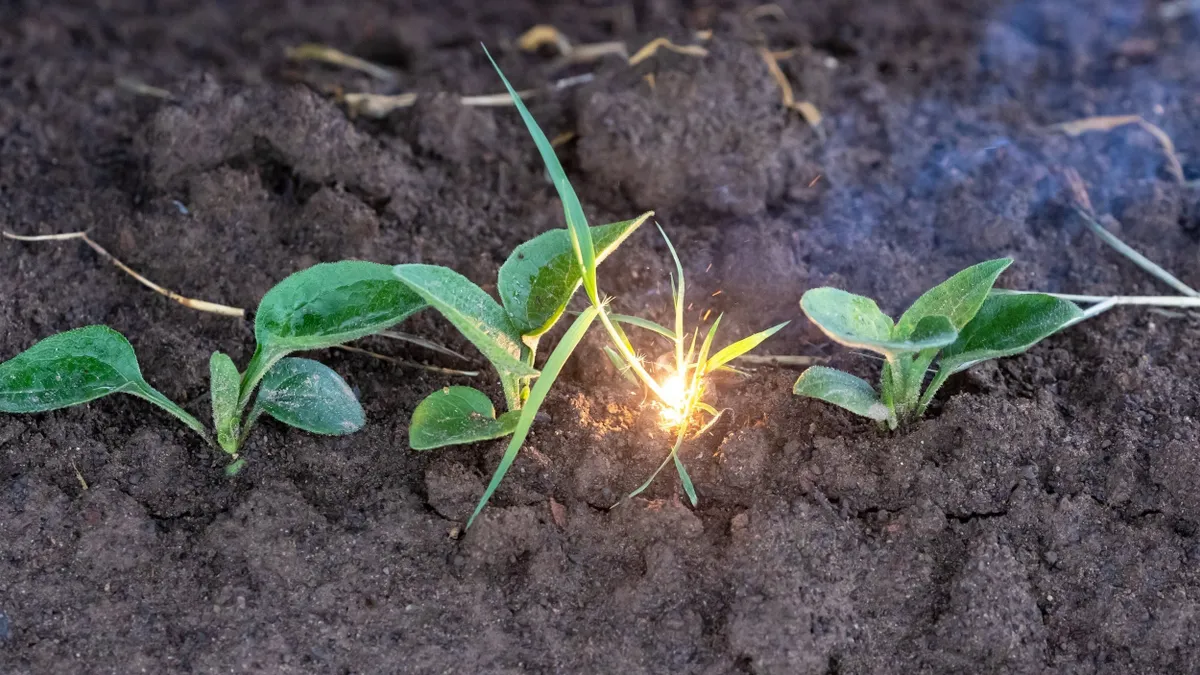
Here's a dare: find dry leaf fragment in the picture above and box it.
[1049,115,1184,183]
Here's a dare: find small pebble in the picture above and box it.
[0,610,11,641]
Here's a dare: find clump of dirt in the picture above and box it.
[3,0,1200,673]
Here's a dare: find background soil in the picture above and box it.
[2,0,1199,673]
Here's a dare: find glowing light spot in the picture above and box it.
[658,373,690,427]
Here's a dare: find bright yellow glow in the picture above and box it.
[658,373,690,427]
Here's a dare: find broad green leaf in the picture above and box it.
[242,261,427,407]
[393,264,538,379]
[499,214,650,336]
[256,261,426,352]
[704,321,789,372]
[409,386,520,450]
[895,258,1012,338]
[939,293,1084,375]
[0,326,208,439]
[801,288,958,355]
[209,352,241,454]
[468,305,599,529]
[904,315,958,348]
[485,46,598,302]
[917,293,1083,416]
[253,358,364,435]
[801,288,893,348]
[0,326,147,412]
[793,366,889,421]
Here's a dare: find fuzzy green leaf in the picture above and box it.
[256,261,426,353]
[938,293,1084,375]
[705,321,789,372]
[0,326,148,412]
[801,288,893,346]
[409,386,520,450]
[801,289,957,354]
[0,326,208,439]
[209,352,241,454]
[793,366,889,421]
[499,214,650,337]
[393,264,538,379]
[241,261,428,408]
[895,258,1012,338]
[485,46,598,302]
[254,358,364,435]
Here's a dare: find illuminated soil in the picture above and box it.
[2,1,1199,672]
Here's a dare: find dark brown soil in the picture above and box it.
[3,1,1200,673]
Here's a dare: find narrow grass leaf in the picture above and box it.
[603,346,639,384]
[606,314,677,341]
[484,45,598,301]
[659,225,686,370]
[705,321,789,371]
[468,306,599,529]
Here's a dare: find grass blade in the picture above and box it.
[622,424,688,505]
[603,346,639,384]
[607,313,677,341]
[467,305,599,529]
[705,321,789,371]
[483,45,598,302]
[1076,207,1198,297]
[658,224,686,370]
[673,452,698,506]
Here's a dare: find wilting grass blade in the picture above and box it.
[467,306,599,529]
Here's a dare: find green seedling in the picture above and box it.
[401,47,653,458]
[434,47,787,528]
[398,213,651,450]
[793,258,1084,428]
[0,261,426,472]
[611,225,788,506]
